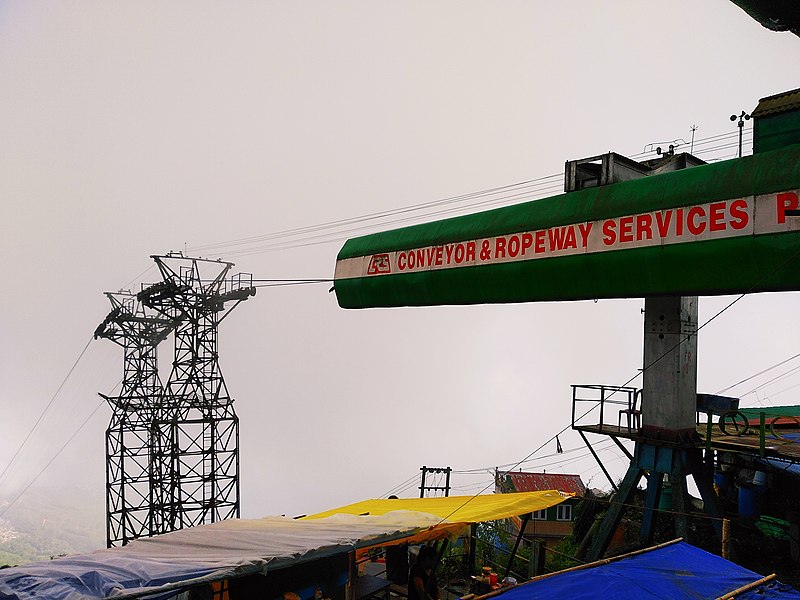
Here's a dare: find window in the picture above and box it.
[533,509,547,520]
[556,504,572,521]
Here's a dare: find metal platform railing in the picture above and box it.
[571,384,640,432]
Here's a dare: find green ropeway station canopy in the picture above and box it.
[334,144,800,308]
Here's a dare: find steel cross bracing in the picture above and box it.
[94,292,175,547]
[137,253,255,535]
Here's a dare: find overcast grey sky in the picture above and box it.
[1,2,799,545]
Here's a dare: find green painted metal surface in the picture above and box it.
[755,111,800,154]
[740,405,800,419]
[335,144,800,308]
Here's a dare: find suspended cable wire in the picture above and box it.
[755,380,800,403]
[252,279,333,288]
[381,472,422,499]
[424,244,800,524]
[0,398,106,519]
[189,176,562,254]
[452,439,620,475]
[0,337,94,486]
[717,351,800,394]
[738,363,800,398]
[177,127,753,264]
[218,182,569,258]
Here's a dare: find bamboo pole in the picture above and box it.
[528,537,683,583]
[468,539,685,600]
[715,573,776,599]
[722,518,731,560]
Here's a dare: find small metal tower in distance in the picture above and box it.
[95,292,175,547]
[419,466,452,498]
[138,253,255,533]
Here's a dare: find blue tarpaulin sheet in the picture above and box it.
[759,457,800,479]
[499,541,800,599]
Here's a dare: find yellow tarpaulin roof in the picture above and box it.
[305,491,567,523]
[304,491,569,547]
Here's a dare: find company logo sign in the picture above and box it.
[367,253,391,275]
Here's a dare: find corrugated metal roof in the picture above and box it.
[752,87,800,118]
[502,472,586,496]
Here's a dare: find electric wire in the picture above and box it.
[251,279,333,283]
[452,444,594,473]
[188,176,563,254]
[0,125,766,528]
[0,398,106,519]
[216,182,569,258]
[716,351,800,394]
[738,363,800,399]
[171,127,752,265]
[631,130,750,159]
[252,279,333,288]
[112,129,756,296]
[588,494,728,523]
[104,124,779,522]
[423,243,800,524]
[388,479,421,498]
[451,439,622,476]
[0,337,94,486]
[378,255,790,499]
[381,472,423,499]
[101,126,769,512]
[381,437,625,499]
[120,264,157,292]
[523,441,621,472]
[756,379,800,402]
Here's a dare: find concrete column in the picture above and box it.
[641,296,698,441]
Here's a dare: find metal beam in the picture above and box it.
[586,462,644,561]
[578,431,618,492]
[504,513,531,581]
[639,472,664,546]
[610,435,633,461]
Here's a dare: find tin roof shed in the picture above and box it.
[500,471,586,496]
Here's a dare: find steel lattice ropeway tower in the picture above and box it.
[97,253,255,547]
[95,292,175,547]
[137,254,255,533]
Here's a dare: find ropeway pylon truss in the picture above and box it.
[94,292,175,547]
[97,252,255,547]
[138,253,255,533]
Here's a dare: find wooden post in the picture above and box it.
[466,523,477,574]
[504,513,530,580]
[529,540,545,577]
[671,475,689,539]
[722,518,731,560]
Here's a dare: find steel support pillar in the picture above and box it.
[587,460,644,560]
[504,512,531,581]
[640,471,664,546]
[586,442,723,561]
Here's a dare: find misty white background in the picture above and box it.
[1,2,798,548]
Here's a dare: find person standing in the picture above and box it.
[408,546,439,600]
[385,496,409,585]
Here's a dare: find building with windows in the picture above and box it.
[496,471,586,544]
